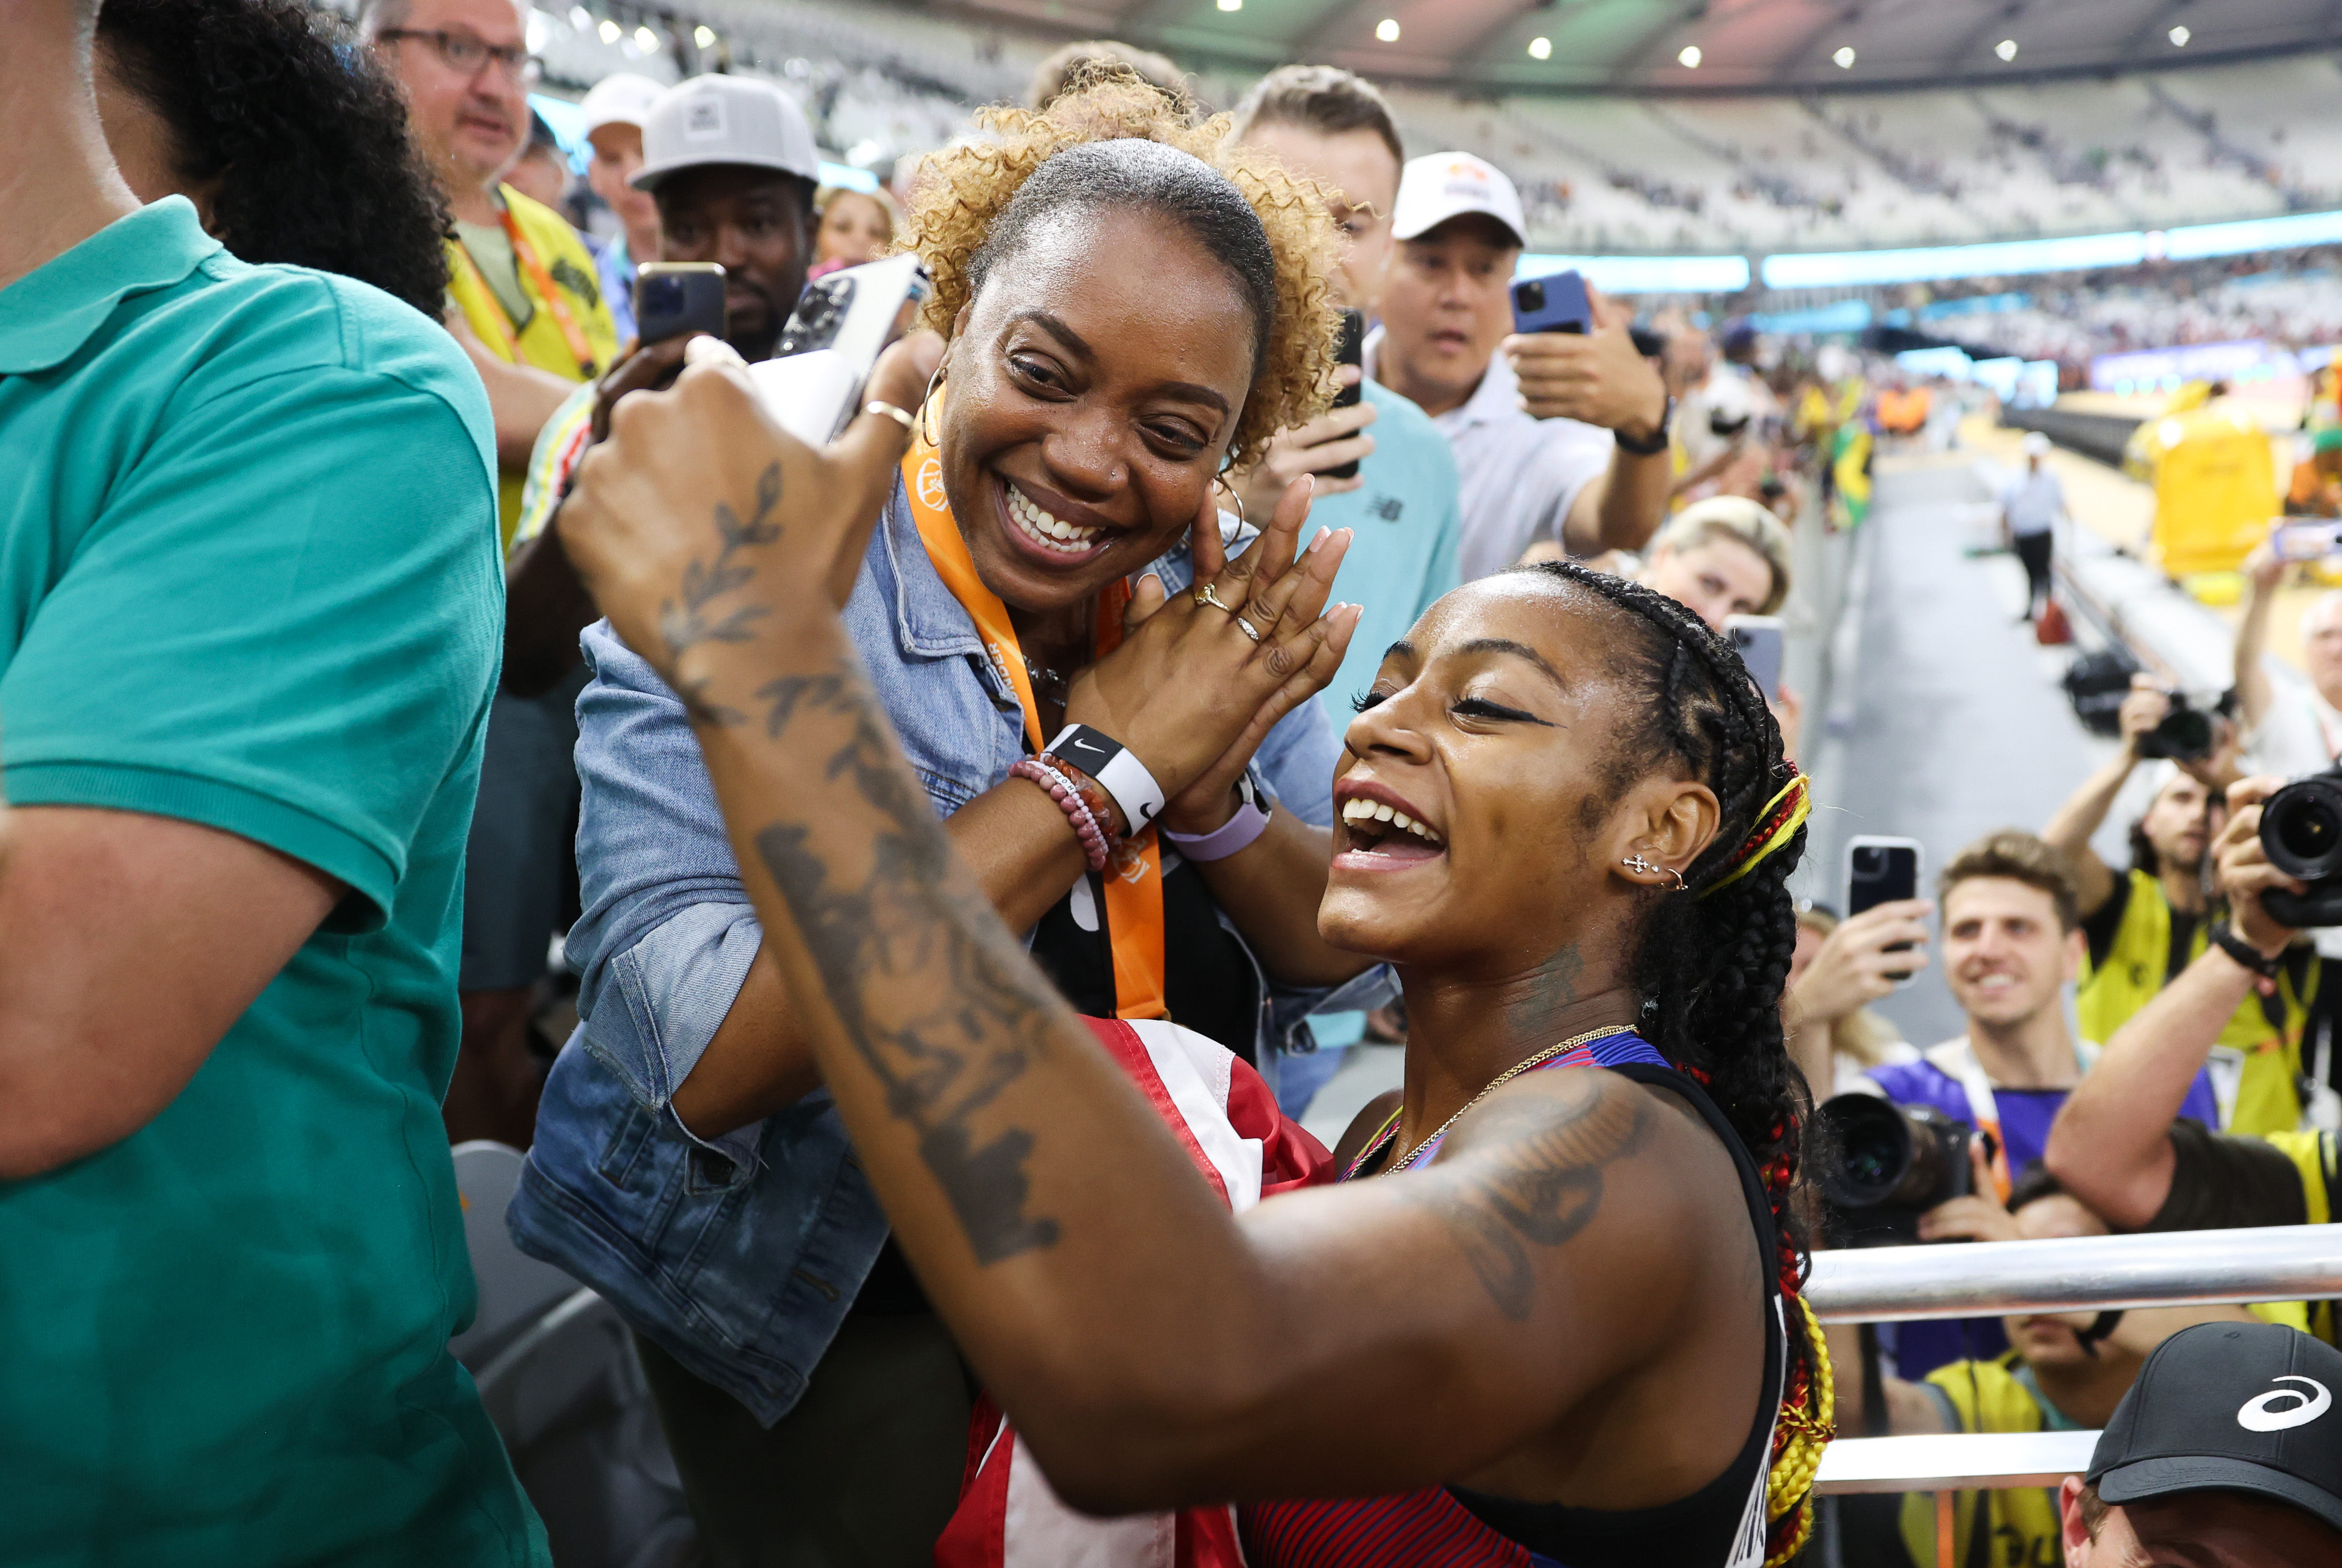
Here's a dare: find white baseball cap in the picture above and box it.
[579,73,666,137]
[632,75,820,192]
[1391,152,1527,247]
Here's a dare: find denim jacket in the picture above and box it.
[509,478,1391,1424]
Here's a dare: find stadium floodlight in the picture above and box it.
[1529,36,1551,60]
[694,24,715,46]
[2169,24,2191,46]
[597,18,619,43]
[634,25,658,51]
[1833,45,1856,69]
[1678,45,1702,68]
[1376,18,1400,41]
[1995,38,2018,62]
[568,6,588,30]
[1217,0,1241,11]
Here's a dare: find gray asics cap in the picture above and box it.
[632,75,819,191]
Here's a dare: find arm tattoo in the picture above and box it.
[1412,1077,1650,1320]
[663,463,784,726]
[750,659,1065,1264]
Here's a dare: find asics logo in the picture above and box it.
[2238,1375,2332,1432]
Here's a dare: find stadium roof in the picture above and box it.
[928,0,2342,96]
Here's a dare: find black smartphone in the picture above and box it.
[1510,268,1592,336]
[635,262,727,346]
[1846,836,1925,986]
[1327,307,1365,481]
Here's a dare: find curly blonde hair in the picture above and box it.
[901,72,1342,467]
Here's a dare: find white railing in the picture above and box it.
[1805,1224,2342,1323]
[1803,1225,2339,1557]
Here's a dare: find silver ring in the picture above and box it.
[1232,614,1264,643]
[863,400,916,432]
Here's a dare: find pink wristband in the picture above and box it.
[1011,758,1111,872]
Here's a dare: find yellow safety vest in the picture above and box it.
[2075,870,2307,1135]
[1899,1354,2067,1567]
[444,185,618,546]
[2261,1129,2340,1346]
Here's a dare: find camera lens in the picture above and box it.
[2263,776,2342,881]
[1515,280,1546,313]
[642,276,682,313]
[1818,1095,1913,1208]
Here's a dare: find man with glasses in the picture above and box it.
[366,0,616,547]
[367,0,619,1147]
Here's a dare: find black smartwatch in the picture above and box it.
[2209,922,2281,979]
[1614,396,1674,457]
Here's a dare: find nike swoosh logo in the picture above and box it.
[1068,738,1105,753]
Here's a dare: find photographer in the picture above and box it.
[2047,774,2340,1347]
[1827,1167,2259,1568]
[1370,152,1671,579]
[2043,674,2305,1133]
[1847,830,2218,1378]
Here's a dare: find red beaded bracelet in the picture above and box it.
[1011,758,1111,872]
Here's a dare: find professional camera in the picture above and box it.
[2259,768,2342,927]
[2133,687,2235,763]
[1816,1093,1976,1246]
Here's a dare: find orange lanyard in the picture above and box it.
[899,401,1168,1021]
[454,199,600,377]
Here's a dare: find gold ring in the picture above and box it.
[1193,583,1237,614]
[863,400,916,432]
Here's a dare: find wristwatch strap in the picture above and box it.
[1613,396,1674,457]
[2210,922,2281,979]
[1045,724,1166,834]
[1160,768,1272,861]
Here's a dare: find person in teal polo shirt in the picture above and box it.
[0,6,542,1562]
[1229,66,1463,1112]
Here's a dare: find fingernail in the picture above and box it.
[1301,474,1317,494]
[1308,526,1328,552]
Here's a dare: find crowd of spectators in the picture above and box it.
[8,0,2342,1564]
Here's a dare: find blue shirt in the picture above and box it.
[594,232,638,343]
[0,199,537,1564]
[510,478,1385,1423]
[1311,380,1463,732]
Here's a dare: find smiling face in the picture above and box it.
[1643,533,1777,632]
[656,166,813,361]
[1319,574,1722,974]
[938,205,1257,615]
[1941,875,2081,1031]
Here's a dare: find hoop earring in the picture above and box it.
[917,358,947,447]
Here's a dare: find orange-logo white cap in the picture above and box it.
[1392,151,1527,247]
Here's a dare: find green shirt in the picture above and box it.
[0,199,544,1565]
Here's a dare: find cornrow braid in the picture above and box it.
[1514,559,1824,1563]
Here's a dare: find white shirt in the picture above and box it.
[2003,466,2065,537]
[1366,326,1613,583]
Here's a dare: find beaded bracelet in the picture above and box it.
[1042,753,1127,843]
[1010,758,1111,872]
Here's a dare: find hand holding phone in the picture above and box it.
[1846,836,1926,986]
[750,252,933,447]
[1511,269,1592,336]
[636,263,727,347]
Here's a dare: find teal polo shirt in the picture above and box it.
[1311,379,1463,729]
[1304,380,1460,1053]
[0,200,543,1565]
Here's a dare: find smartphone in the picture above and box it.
[1325,308,1366,481]
[749,252,934,447]
[1846,836,1925,985]
[1510,268,1592,336]
[1725,614,1784,701]
[635,262,727,346]
[2272,520,2342,562]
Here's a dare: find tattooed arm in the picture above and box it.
[560,343,1766,1513]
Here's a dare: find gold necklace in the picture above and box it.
[1381,1024,1638,1174]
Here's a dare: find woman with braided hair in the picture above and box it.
[557,286,1831,1559]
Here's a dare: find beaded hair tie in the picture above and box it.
[1700,766,1811,899]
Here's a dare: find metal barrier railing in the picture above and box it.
[1802,1226,2339,1560]
[1805,1224,2342,1323]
